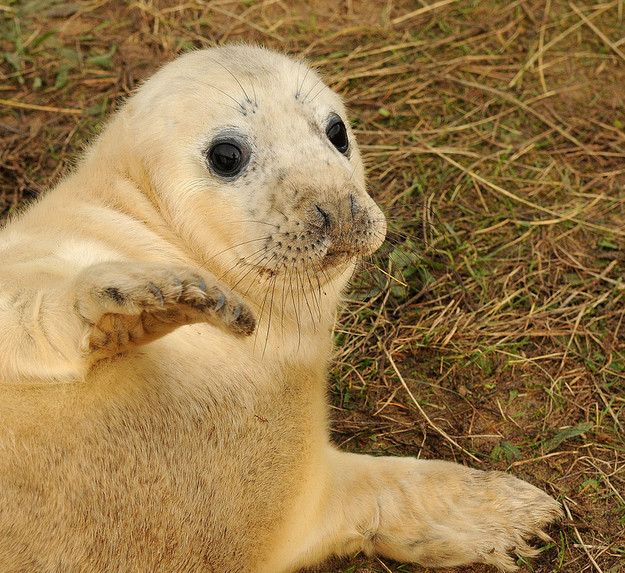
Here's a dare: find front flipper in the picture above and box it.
[73,261,255,361]
[0,260,255,383]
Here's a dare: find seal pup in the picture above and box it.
[0,45,561,572]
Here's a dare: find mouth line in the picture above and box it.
[321,248,360,269]
[235,250,356,279]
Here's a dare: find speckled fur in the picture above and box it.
[0,46,561,572]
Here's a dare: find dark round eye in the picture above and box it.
[326,115,349,155]
[207,142,246,177]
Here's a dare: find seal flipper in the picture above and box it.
[74,261,256,359]
[0,260,255,384]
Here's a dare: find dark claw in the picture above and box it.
[147,283,165,307]
[233,305,242,320]
[196,276,207,294]
[214,293,226,312]
[172,277,183,301]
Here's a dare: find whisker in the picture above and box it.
[311,261,326,321]
[295,61,311,101]
[230,220,280,228]
[304,267,321,324]
[346,164,358,184]
[226,248,275,293]
[252,270,275,351]
[279,255,291,339]
[302,75,324,105]
[298,267,317,329]
[204,237,270,270]
[208,58,253,106]
[288,259,302,350]
[316,259,334,290]
[224,264,261,296]
[307,82,328,104]
[272,207,289,222]
[250,78,258,108]
[364,261,409,288]
[262,258,283,356]
[195,79,246,114]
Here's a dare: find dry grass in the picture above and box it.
[1,1,624,571]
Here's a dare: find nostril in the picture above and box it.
[350,194,362,218]
[315,204,332,228]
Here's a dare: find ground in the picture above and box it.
[1,0,624,572]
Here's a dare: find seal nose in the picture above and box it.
[315,194,363,227]
[304,191,385,261]
[315,204,333,229]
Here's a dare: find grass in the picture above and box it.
[1,0,625,571]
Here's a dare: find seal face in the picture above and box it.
[121,46,387,321]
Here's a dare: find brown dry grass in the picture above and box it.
[1,1,624,572]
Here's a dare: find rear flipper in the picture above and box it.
[281,452,562,572]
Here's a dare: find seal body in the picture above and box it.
[0,46,560,572]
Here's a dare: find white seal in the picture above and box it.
[0,45,561,572]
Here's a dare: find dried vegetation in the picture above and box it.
[1,0,624,571]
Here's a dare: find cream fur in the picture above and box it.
[0,46,561,572]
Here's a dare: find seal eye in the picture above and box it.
[326,116,349,155]
[208,142,244,177]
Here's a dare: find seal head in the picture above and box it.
[113,46,386,311]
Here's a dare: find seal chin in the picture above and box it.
[322,236,383,269]
[322,249,352,268]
